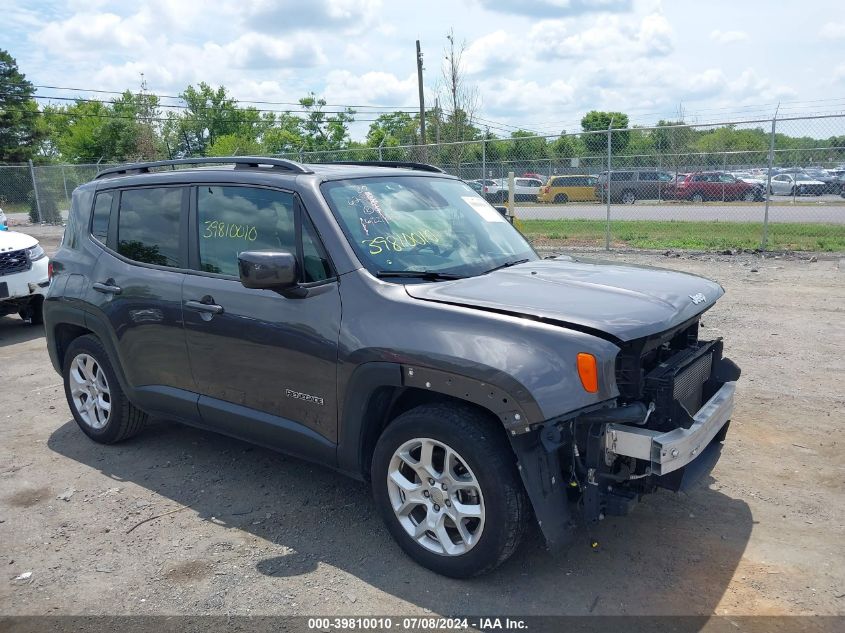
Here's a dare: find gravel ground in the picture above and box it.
[0,223,843,617]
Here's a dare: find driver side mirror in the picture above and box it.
[238,251,298,291]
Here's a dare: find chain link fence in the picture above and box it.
[3,114,843,250]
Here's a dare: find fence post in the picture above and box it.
[60,164,71,207]
[482,138,486,184]
[507,171,515,220]
[28,159,43,224]
[761,113,778,250]
[605,119,614,251]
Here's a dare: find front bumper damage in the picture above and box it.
[509,337,740,549]
[605,381,735,476]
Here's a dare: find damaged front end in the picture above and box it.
[510,316,741,547]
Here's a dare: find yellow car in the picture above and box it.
[537,175,598,203]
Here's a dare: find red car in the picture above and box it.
[668,171,762,202]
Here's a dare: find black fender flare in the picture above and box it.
[336,361,543,478]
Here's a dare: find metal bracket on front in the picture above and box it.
[605,382,736,476]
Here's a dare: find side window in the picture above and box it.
[639,171,658,181]
[91,191,113,243]
[117,187,183,267]
[197,186,295,276]
[552,177,565,187]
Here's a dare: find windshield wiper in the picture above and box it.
[376,270,466,281]
[481,258,531,275]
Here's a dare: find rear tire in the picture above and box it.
[742,190,756,202]
[371,403,528,578]
[62,335,148,444]
[621,190,636,204]
[553,193,568,204]
[691,192,705,203]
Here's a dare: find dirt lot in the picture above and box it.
[1,223,843,617]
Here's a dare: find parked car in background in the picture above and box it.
[731,171,768,189]
[465,180,484,194]
[487,177,544,202]
[595,170,675,203]
[668,172,763,202]
[0,208,7,231]
[802,168,843,194]
[0,229,50,323]
[537,175,598,203]
[769,173,826,196]
[522,172,544,181]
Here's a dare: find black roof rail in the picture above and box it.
[319,161,445,173]
[94,156,312,180]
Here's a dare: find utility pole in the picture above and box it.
[435,98,441,145]
[416,40,426,151]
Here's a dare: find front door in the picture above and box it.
[181,184,341,452]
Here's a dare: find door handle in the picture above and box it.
[185,299,224,315]
[92,281,122,295]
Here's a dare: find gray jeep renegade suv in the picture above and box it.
[44,157,740,577]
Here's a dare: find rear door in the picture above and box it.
[85,185,195,414]
[181,184,341,451]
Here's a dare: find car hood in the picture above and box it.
[404,257,724,342]
[0,230,38,252]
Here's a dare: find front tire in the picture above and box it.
[553,193,568,204]
[691,192,705,203]
[371,403,528,577]
[62,335,148,444]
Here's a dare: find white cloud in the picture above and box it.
[244,0,383,34]
[35,12,148,54]
[710,29,748,44]
[819,22,845,40]
[463,30,514,74]
[477,0,632,18]
[323,70,419,106]
[530,12,673,60]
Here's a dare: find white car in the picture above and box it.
[0,230,50,324]
[769,173,826,196]
[731,171,768,189]
[487,177,544,202]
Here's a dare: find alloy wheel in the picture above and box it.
[68,353,112,429]
[386,437,485,556]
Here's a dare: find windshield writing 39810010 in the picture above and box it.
[363,229,441,255]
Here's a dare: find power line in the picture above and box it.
[9,92,418,117]
[0,81,419,110]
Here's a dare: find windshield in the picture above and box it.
[321,176,537,279]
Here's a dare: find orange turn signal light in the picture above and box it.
[576,353,599,393]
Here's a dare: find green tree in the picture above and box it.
[298,93,355,152]
[0,49,43,162]
[162,83,266,157]
[366,112,418,147]
[580,110,630,154]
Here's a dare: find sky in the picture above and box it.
[4,0,845,140]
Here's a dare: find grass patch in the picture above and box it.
[520,219,845,252]
[1,201,28,214]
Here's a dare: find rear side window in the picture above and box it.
[117,187,183,268]
[610,172,634,181]
[91,191,113,243]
